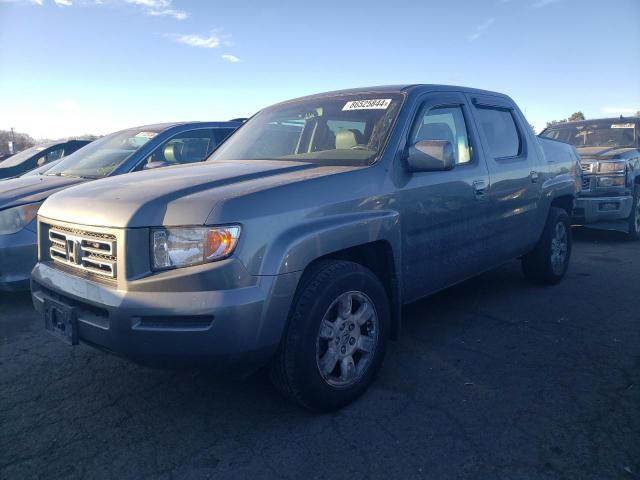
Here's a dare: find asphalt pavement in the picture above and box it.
[1,228,639,480]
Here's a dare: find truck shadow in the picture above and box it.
[572,225,630,243]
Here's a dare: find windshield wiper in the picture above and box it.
[45,172,87,179]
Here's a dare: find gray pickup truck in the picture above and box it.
[32,85,580,410]
[540,117,640,239]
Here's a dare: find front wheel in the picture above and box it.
[522,207,572,285]
[626,186,640,241]
[269,260,390,411]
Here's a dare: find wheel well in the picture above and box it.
[551,195,574,216]
[307,241,401,340]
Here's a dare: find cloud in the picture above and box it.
[170,33,221,49]
[468,18,495,41]
[146,8,188,19]
[0,0,44,4]
[221,54,241,63]
[56,99,80,112]
[1,0,189,18]
[122,0,188,19]
[601,107,638,115]
[124,0,169,6]
[531,0,562,8]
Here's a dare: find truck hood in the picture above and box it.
[0,175,85,211]
[39,160,357,228]
[576,146,637,160]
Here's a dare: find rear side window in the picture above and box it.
[475,107,521,158]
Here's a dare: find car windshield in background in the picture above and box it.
[541,121,637,148]
[45,128,161,178]
[0,145,48,167]
[209,93,403,166]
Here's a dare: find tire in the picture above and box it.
[269,260,390,411]
[522,207,572,285]
[626,186,640,241]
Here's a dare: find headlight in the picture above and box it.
[597,176,625,188]
[598,161,626,174]
[0,202,42,235]
[151,225,241,270]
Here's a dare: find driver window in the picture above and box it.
[136,129,217,171]
[412,106,472,164]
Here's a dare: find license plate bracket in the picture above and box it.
[44,299,78,346]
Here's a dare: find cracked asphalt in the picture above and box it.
[1,228,639,480]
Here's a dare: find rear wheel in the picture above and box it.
[269,260,389,411]
[626,186,640,241]
[522,207,572,285]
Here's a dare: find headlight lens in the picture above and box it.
[151,225,241,270]
[597,176,625,188]
[598,161,626,174]
[0,202,42,235]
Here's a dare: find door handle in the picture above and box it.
[530,171,539,183]
[472,179,486,198]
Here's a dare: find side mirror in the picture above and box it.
[406,140,455,172]
[144,160,173,170]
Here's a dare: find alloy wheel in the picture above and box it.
[315,291,379,388]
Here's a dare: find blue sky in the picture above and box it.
[0,0,638,139]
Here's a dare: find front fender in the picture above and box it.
[259,210,401,276]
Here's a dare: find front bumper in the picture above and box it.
[572,195,633,224]
[0,225,37,291]
[31,262,301,372]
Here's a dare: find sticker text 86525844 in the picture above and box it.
[342,99,392,111]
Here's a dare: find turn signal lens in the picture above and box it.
[206,226,241,261]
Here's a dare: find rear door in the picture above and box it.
[399,92,493,302]
[467,94,543,261]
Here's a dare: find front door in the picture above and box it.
[398,93,492,302]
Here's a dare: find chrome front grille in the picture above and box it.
[581,176,591,191]
[49,226,117,279]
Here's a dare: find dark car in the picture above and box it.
[0,121,240,291]
[540,117,640,239]
[0,140,91,180]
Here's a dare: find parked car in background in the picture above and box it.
[540,117,640,239]
[0,121,240,291]
[0,140,91,180]
[32,85,580,410]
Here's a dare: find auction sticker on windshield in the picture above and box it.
[611,123,634,129]
[135,131,158,138]
[342,99,392,111]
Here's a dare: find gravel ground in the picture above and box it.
[1,227,639,480]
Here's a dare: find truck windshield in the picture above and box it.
[209,93,403,166]
[541,120,637,148]
[45,128,161,179]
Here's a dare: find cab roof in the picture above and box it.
[278,84,512,105]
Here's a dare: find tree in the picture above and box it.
[546,118,567,128]
[0,130,35,154]
[546,111,586,128]
[568,111,585,121]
